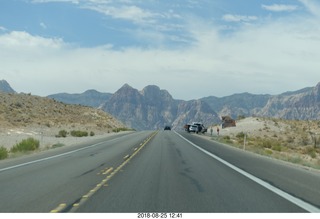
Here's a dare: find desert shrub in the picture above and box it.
[272,144,282,152]
[237,115,246,120]
[236,132,246,139]
[71,130,88,137]
[90,131,95,136]
[261,139,272,149]
[264,149,273,155]
[288,156,303,164]
[221,135,233,144]
[56,130,68,138]
[223,135,230,140]
[304,146,317,159]
[301,134,309,146]
[0,147,8,160]
[112,127,132,132]
[286,136,294,144]
[11,138,40,153]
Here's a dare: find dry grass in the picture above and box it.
[0,92,128,153]
[0,92,124,129]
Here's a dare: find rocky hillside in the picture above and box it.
[101,84,220,130]
[256,83,320,120]
[202,93,271,119]
[202,82,320,121]
[0,92,125,133]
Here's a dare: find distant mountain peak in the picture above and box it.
[142,85,160,91]
[102,84,219,130]
[314,82,320,95]
[120,83,134,90]
[0,80,16,93]
[141,85,173,101]
[83,89,99,94]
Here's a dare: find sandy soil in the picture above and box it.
[207,117,287,137]
[0,127,120,150]
[203,117,320,170]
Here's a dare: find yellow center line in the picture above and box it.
[50,131,158,213]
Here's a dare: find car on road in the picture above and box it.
[192,122,207,134]
[186,122,207,134]
[189,125,198,133]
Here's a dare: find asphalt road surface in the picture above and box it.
[0,130,319,213]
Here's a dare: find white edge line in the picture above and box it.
[0,141,111,173]
[175,131,320,213]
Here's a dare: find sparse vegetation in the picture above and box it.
[56,130,68,138]
[0,92,126,136]
[112,127,134,132]
[0,146,8,160]
[213,117,320,170]
[11,138,40,153]
[303,146,317,159]
[70,130,88,137]
[237,115,246,120]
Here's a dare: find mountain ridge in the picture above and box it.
[100,84,220,130]
[3,80,320,130]
[48,89,112,108]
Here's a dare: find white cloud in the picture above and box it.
[0,31,64,49]
[299,0,320,17]
[40,22,47,29]
[1,2,320,99]
[81,1,158,24]
[261,4,298,12]
[31,0,80,3]
[222,14,258,22]
[0,26,7,32]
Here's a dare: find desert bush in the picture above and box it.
[261,139,272,149]
[301,134,309,146]
[272,144,282,152]
[236,132,246,139]
[258,139,282,151]
[0,147,8,160]
[56,130,68,138]
[90,131,95,136]
[221,135,233,144]
[112,127,132,132]
[11,138,40,153]
[237,115,246,120]
[304,146,317,159]
[286,136,294,144]
[71,130,88,137]
[264,149,273,155]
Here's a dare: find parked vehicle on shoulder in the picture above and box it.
[185,122,207,134]
[192,122,207,134]
[189,125,198,133]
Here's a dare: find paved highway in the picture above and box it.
[0,130,319,213]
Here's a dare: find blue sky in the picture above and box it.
[1,0,320,100]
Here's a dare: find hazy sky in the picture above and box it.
[1,0,319,100]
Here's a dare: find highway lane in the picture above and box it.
[179,132,320,210]
[0,131,153,212]
[1,130,319,213]
[76,131,320,213]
